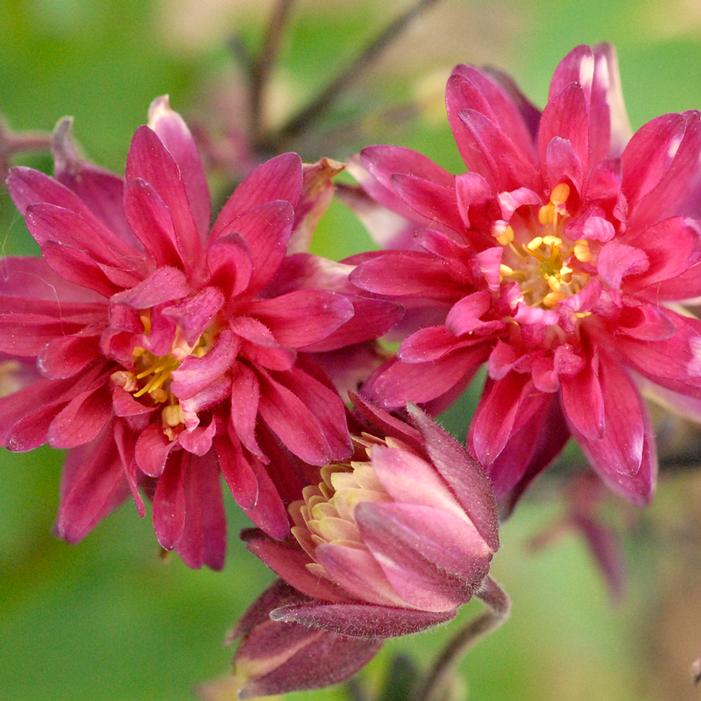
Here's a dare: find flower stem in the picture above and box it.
[250,0,296,142]
[267,0,441,148]
[412,577,511,701]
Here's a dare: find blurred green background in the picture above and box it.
[2,1,701,699]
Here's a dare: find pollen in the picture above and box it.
[494,182,594,313]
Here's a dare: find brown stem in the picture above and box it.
[412,577,511,701]
[266,0,441,148]
[250,0,296,142]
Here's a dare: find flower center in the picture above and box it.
[494,183,592,309]
[110,313,217,438]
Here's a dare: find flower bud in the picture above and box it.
[243,399,499,638]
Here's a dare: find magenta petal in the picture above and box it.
[390,173,463,232]
[572,357,656,505]
[246,290,354,349]
[111,266,190,308]
[135,422,174,477]
[174,451,226,570]
[170,329,237,399]
[445,290,492,336]
[0,312,86,356]
[147,96,211,238]
[229,363,264,458]
[544,137,584,190]
[408,405,499,551]
[242,455,291,539]
[560,354,605,440]
[48,385,113,449]
[215,433,259,509]
[258,370,330,465]
[271,602,455,638]
[152,450,187,549]
[469,373,532,466]
[163,287,225,345]
[232,316,297,371]
[447,66,537,164]
[538,82,589,173]
[206,234,254,298]
[275,366,351,461]
[52,119,138,248]
[456,109,541,191]
[242,530,345,602]
[38,334,100,379]
[597,240,649,289]
[178,418,217,456]
[113,419,145,517]
[351,251,465,300]
[613,311,701,397]
[398,326,466,363]
[55,427,130,543]
[41,240,120,297]
[123,177,183,268]
[237,623,381,700]
[365,344,488,410]
[212,153,302,236]
[126,125,202,263]
[219,201,295,293]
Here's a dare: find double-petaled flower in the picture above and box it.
[232,399,500,698]
[349,44,701,508]
[0,98,398,568]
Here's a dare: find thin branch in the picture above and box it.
[227,33,255,76]
[267,0,441,148]
[250,0,296,141]
[412,577,511,701]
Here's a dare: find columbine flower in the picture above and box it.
[348,44,701,507]
[231,399,500,697]
[0,98,397,568]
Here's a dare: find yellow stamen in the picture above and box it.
[162,404,183,427]
[494,223,514,246]
[543,291,566,308]
[550,182,571,205]
[538,203,554,225]
[573,240,592,263]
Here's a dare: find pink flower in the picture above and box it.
[349,44,701,507]
[0,98,398,568]
[232,399,499,696]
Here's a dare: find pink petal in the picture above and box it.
[445,290,492,336]
[571,357,656,505]
[47,384,113,449]
[231,316,297,371]
[126,125,202,264]
[170,331,237,401]
[55,427,130,543]
[217,201,294,293]
[135,422,174,477]
[407,405,500,551]
[229,363,264,458]
[272,366,351,461]
[257,370,331,465]
[364,344,489,409]
[468,372,532,466]
[113,419,145,517]
[123,177,184,268]
[390,173,463,232]
[448,66,537,164]
[350,251,465,300]
[538,82,589,174]
[211,153,302,236]
[272,602,454,638]
[174,451,226,570]
[147,96,211,238]
[398,326,467,363]
[455,109,541,191]
[356,503,472,612]
[38,334,101,379]
[242,530,345,602]
[206,234,253,298]
[52,118,138,248]
[110,266,190,308]
[560,352,605,440]
[152,450,187,549]
[596,240,649,289]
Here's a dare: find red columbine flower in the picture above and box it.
[0,98,398,569]
[349,44,701,508]
[231,399,500,697]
